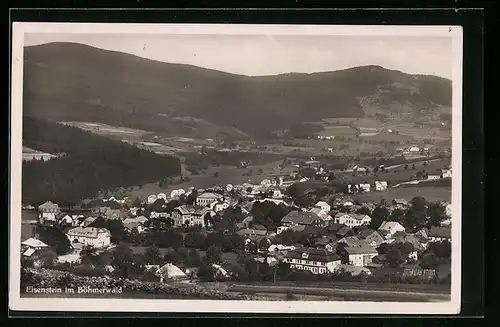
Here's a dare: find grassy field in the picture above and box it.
[354,186,451,203]
[337,157,450,185]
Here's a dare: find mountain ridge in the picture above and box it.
[23,42,452,139]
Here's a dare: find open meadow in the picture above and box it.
[354,186,451,203]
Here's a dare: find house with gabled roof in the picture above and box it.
[334,213,371,228]
[282,247,341,274]
[196,192,223,207]
[280,211,325,228]
[336,226,354,239]
[38,201,61,224]
[344,246,378,267]
[364,230,385,247]
[171,205,213,227]
[378,221,406,236]
[66,227,111,248]
[428,226,451,242]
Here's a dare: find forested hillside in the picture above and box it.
[23,42,452,139]
[22,117,181,205]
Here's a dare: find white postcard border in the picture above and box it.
[9,23,463,314]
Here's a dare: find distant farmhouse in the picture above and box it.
[22,146,62,162]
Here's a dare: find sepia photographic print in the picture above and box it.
[10,23,462,314]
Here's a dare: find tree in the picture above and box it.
[258,168,264,174]
[356,206,371,215]
[184,232,206,249]
[403,211,427,232]
[197,263,216,282]
[165,217,175,228]
[370,206,389,229]
[204,245,222,265]
[412,164,416,170]
[143,244,162,264]
[187,249,202,267]
[388,208,405,223]
[386,248,404,268]
[213,172,220,178]
[132,197,142,207]
[35,225,72,255]
[80,245,99,266]
[427,202,448,227]
[411,196,428,212]
[222,234,245,253]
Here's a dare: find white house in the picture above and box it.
[66,227,111,248]
[38,201,61,224]
[427,226,451,242]
[375,181,388,191]
[358,183,371,192]
[378,221,406,236]
[334,213,371,228]
[171,205,213,227]
[314,201,331,213]
[170,189,186,199]
[427,174,441,180]
[196,192,223,207]
[344,246,378,267]
[282,248,341,274]
[211,200,230,213]
[157,193,167,201]
[21,238,49,257]
[441,168,452,178]
[409,146,420,152]
[147,194,158,204]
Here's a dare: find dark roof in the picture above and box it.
[344,246,378,255]
[303,226,328,235]
[358,228,375,239]
[328,222,345,232]
[285,247,340,263]
[393,231,408,239]
[281,210,321,225]
[336,226,353,236]
[428,226,451,239]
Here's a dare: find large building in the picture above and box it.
[283,247,341,274]
[171,205,213,227]
[38,201,61,224]
[344,246,379,267]
[196,192,223,207]
[66,227,111,248]
[334,213,371,228]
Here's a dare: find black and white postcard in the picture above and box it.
[9,23,463,314]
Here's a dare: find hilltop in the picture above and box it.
[23,42,452,139]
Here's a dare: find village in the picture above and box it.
[21,156,453,298]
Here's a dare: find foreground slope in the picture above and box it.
[23,42,452,138]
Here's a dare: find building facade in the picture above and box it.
[196,192,223,207]
[282,248,341,274]
[38,201,61,224]
[66,227,111,248]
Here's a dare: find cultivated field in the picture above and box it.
[354,186,451,203]
[336,157,451,185]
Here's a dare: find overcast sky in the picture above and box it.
[24,33,452,79]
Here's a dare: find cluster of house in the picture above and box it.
[25,173,452,277]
